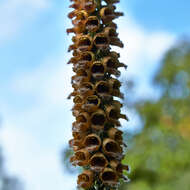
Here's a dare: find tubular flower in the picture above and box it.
[67,0,129,189]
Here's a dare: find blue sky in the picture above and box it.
[0,0,189,190]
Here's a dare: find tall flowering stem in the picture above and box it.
[67,0,129,189]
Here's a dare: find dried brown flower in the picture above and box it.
[67,0,129,189]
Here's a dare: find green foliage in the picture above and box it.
[120,39,190,190]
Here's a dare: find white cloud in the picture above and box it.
[12,55,73,105]
[116,16,176,77]
[0,0,50,45]
[0,54,77,190]
[113,16,176,100]
[0,125,76,190]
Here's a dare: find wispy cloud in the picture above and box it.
[115,16,176,101]
[0,54,76,190]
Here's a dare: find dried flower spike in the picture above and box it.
[67,0,129,189]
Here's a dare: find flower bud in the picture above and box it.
[89,153,108,172]
[91,109,106,130]
[77,170,94,189]
[83,133,101,152]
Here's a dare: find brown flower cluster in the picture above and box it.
[67,0,129,189]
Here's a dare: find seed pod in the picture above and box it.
[73,95,83,106]
[82,95,101,112]
[104,27,124,47]
[76,51,95,70]
[78,82,94,97]
[69,2,81,9]
[82,0,97,13]
[83,133,101,152]
[89,153,108,172]
[71,148,90,166]
[93,33,109,49]
[95,81,112,100]
[91,109,106,130]
[90,61,106,80]
[77,170,94,189]
[85,16,100,32]
[108,78,124,99]
[108,128,123,144]
[102,138,122,158]
[72,10,89,25]
[105,105,121,126]
[72,69,91,86]
[100,167,118,186]
[68,10,78,19]
[110,160,130,177]
[67,25,86,35]
[72,95,83,117]
[72,112,90,132]
[102,56,121,77]
[77,35,93,52]
[100,6,123,24]
[73,112,90,132]
[69,139,83,151]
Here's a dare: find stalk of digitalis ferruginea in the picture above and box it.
[67,0,129,189]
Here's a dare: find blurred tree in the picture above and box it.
[120,39,190,190]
